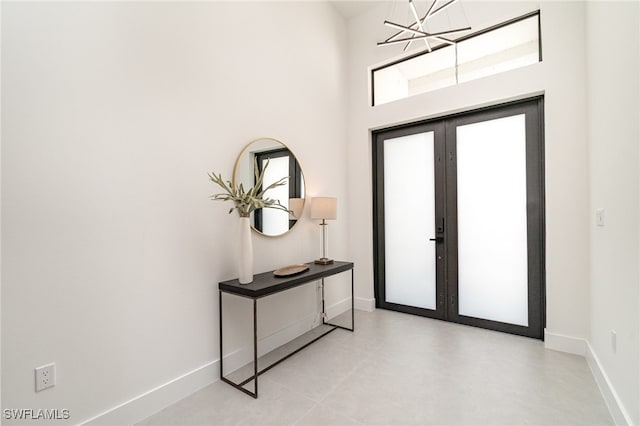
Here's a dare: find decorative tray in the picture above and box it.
[273,263,310,277]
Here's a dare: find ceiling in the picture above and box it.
[330,1,382,20]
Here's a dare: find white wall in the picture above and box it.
[586,2,640,424]
[346,1,590,338]
[1,2,348,424]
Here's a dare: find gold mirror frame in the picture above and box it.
[233,138,305,237]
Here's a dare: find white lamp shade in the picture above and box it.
[310,197,337,220]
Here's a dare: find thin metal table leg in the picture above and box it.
[351,268,355,332]
[321,278,326,325]
[321,267,355,332]
[253,298,258,398]
[219,290,223,379]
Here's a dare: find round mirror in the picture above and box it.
[233,138,305,237]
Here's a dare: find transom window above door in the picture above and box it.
[372,11,541,106]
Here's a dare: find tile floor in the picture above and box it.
[138,309,613,425]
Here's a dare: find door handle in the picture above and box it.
[429,237,444,243]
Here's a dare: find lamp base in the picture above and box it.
[314,258,334,265]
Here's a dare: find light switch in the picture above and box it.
[596,208,605,227]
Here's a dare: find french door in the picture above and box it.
[373,98,544,339]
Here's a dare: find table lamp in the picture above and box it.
[310,197,337,265]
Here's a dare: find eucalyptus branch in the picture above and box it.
[209,158,293,217]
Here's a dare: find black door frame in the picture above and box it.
[372,97,545,339]
[372,121,447,321]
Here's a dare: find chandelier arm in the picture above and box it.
[401,26,470,51]
[377,30,466,47]
[377,35,431,47]
[404,0,436,52]
[377,34,448,46]
[385,33,400,43]
[409,0,431,51]
[378,0,470,51]
[384,21,424,42]
[431,36,455,45]
[425,27,471,37]
[428,0,457,19]
[424,0,438,20]
[384,21,430,37]
[385,4,431,43]
[385,22,471,39]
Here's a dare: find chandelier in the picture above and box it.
[378,0,471,52]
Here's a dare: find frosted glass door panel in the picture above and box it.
[456,114,528,326]
[384,132,436,310]
[261,156,289,235]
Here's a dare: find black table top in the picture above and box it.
[219,261,353,298]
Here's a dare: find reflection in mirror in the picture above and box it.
[234,138,305,237]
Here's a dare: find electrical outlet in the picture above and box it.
[35,363,56,392]
[596,208,605,227]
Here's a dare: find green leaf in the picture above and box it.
[209,158,294,217]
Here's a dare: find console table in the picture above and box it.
[218,261,354,398]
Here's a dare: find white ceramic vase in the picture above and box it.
[238,216,253,284]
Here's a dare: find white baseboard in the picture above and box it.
[326,297,352,320]
[355,297,375,312]
[81,315,314,425]
[585,342,633,426]
[544,330,631,426]
[82,315,316,426]
[544,330,587,355]
[81,298,361,426]
[81,360,217,426]
[223,311,318,374]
